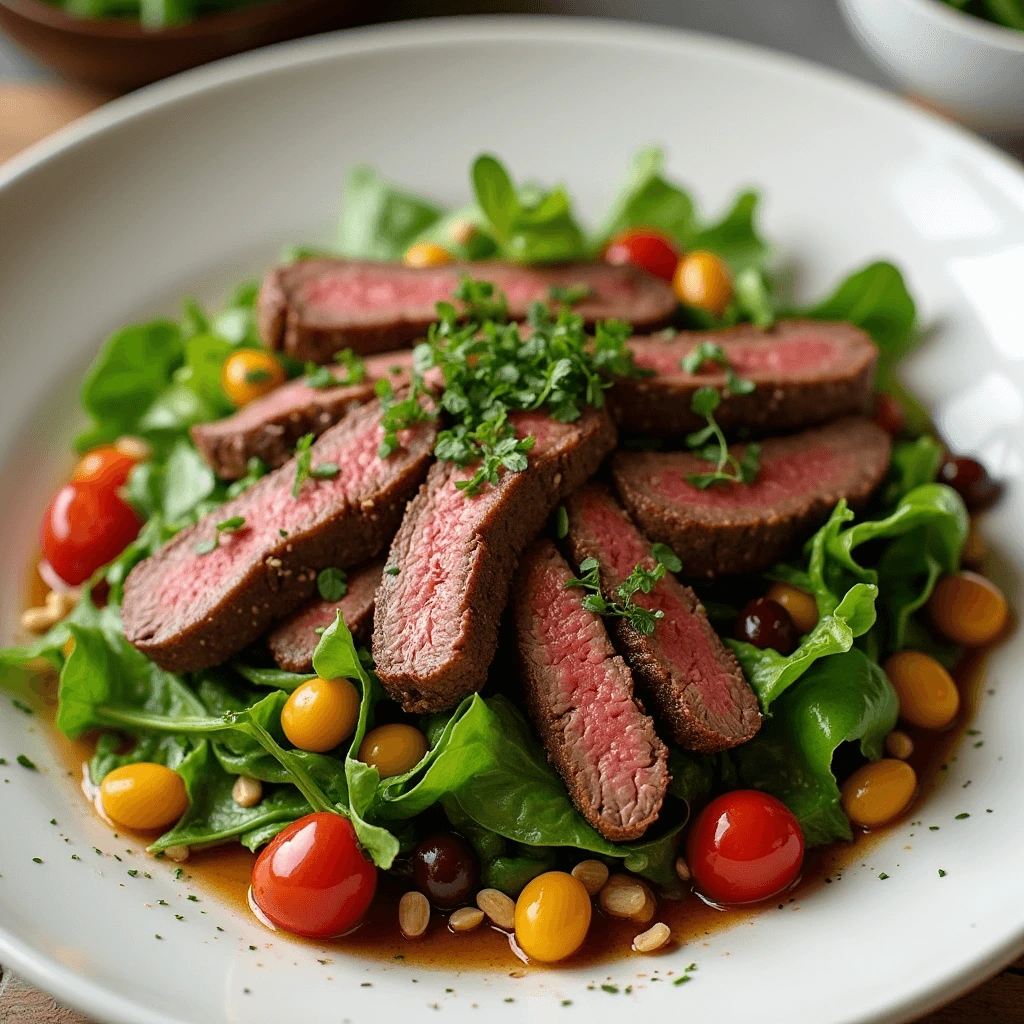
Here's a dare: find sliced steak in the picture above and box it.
[258,259,676,362]
[267,557,385,673]
[564,485,760,752]
[514,538,668,841]
[612,416,891,579]
[613,321,878,437]
[123,400,436,672]
[373,406,617,714]
[191,351,415,480]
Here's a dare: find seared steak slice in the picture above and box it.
[373,406,617,713]
[612,417,891,579]
[267,557,385,673]
[258,259,676,362]
[564,485,760,752]
[613,321,877,437]
[514,538,668,841]
[191,351,415,480]
[123,401,436,672]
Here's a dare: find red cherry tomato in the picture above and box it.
[72,446,139,491]
[687,790,804,905]
[251,812,377,939]
[40,482,141,586]
[603,229,680,282]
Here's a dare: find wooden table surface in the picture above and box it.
[0,81,1022,1024]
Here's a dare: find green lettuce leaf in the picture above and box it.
[732,649,898,845]
[337,164,445,261]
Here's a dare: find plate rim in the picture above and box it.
[1,14,1023,1024]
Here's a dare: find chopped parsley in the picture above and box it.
[384,565,400,576]
[938,869,947,877]
[878,872,889,880]
[379,276,642,496]
[194,516,248,555]
[334,348,367,385]
[566,545,680,636]
[11,698,32,715]
[685,386,761,489]
[304,363,336,390]
[290,436,339,496]
[955,812,970,820]
[548,282,593,307]
[16,754,37,771]
[226,457,267,500]
[317,567,348,602]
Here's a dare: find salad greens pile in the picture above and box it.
[0,148,969,894]
[941,0,1024,31]
[46,0,274,30]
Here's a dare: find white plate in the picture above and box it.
[0,16,1022,1024]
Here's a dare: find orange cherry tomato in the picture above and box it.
[73,445,140,491]
[250,812,377,939]
[603,229,680,282]
[41,482,140,586]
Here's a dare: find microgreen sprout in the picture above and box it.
[685,386,761,489]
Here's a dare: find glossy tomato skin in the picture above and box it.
[72,446,139,491]
[40,482,141,586]
[603,229,680,282]
[687,790,804,905]
[251,813,377,939]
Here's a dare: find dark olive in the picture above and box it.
[872,393,905,437]
[411,833,479,909]
[939,457,1002,512]
[735,597,797,655]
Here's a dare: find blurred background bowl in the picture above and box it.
[838,0,1024,136]
[0,0,356,93]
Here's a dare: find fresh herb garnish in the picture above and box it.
[334,349,367,386]
[384,565,400,576]
[566,546,679,636]
[685,386,761,489]
[194,516,247,555]
[406,278,640,495]
[375,375,435,460]
[682,340,755,396]
[16,754,37,770]
[555,505,569,540]
[226,457,267,499]
[292,433,315,496]
[651,543,682,573]
[304,363,336,390]
[317,567,348,602]
[547,283,592,307]
[310,463,339,480]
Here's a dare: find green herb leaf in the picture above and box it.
[292,433,314,498]
[317,568,348,602]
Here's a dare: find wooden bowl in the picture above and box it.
[0,0,357,93]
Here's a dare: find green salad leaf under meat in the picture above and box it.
[0,148,974,903]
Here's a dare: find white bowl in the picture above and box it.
[0,15,1023,1024]
[839,0,1024,135]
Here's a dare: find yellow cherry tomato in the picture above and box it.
[841,759,917,830]
[883,651,960,730]
[928,571,1008,646]
[765,582,819,635]
[358,723,428,778]
[403,242,454,268]
[100,762,188,832]
[673,250,733,318]
[515,871,592,963]
[221,350,286,407]
[281,677,360,753]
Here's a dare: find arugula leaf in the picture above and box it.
[471,155,588,264]
[337,164,444,261]
[732,649,898,845]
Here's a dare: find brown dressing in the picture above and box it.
[19,557,993,971]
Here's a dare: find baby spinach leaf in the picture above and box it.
[687,191,770,275]
[337,164,445,261]
[76,320,184,451]
[230,663,316,693]
[592,145,696,250]
[161,440,218,523]
[151,744,310,852]
[471,155,588,264]
[732,649,898,846]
